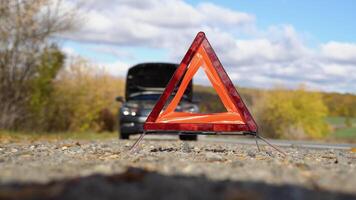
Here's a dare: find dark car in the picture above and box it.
[116,63,199,140]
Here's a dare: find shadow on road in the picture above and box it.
[0,167,354,200]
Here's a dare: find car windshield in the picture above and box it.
[130,94,162,101]
[130,93,189,101]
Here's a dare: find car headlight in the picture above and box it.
[122,107,137,116]
[182,104,199,113]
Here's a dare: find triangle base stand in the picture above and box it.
[129,131,287,157]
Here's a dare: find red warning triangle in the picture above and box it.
[144,32,257,133]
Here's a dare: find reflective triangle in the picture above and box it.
[144,32,257,133]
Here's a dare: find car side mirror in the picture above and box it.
[115,96,124,103]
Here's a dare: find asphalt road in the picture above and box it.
[133,134,356,150]
[202,137,356,150]
[1,136,355,200]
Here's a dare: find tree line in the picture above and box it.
[0,0,76,130]
[195,85,355,139]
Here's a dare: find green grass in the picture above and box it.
[0,131,117,143]
[325,116,356,142]
[332,127,356,139]
[325,116,356,126]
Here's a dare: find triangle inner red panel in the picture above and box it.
[144,32,257,133]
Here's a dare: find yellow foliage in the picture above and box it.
[49,57,125,132]
[257,85,330,139]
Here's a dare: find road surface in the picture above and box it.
[136,134,356,150]
[0,137,355,200]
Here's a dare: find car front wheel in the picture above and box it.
[179,134,197,141]
[119,132,130,140]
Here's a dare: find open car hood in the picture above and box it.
[125,63,193,101]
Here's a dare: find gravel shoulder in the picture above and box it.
[0,138,355,199]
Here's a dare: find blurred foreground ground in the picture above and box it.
[0,136,356,200]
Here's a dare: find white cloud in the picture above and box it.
[321,41,356,63]
[197,3,254,27]
[100,61,131,77]
[62,47,77,56]
[61,44,132,77]
[63,0,254,47]
[90,45,135,60]
[60,0,356,93]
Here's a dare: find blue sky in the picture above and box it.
[189,0,356,43]
[62,0,356,93]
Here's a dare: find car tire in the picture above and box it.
[179,134,197,141]
[119,132,130,140]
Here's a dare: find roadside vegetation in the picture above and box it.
[37,58,124,132]
[0,0,123,133]
[0,130,116,144]
[325,116,356,141]
[255,86,329,139]
[195,85,356,142]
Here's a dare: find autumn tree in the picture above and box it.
[0,0,77,129]
[28,45,65,130]
[257,86,330,139]
[46,57,125,132]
